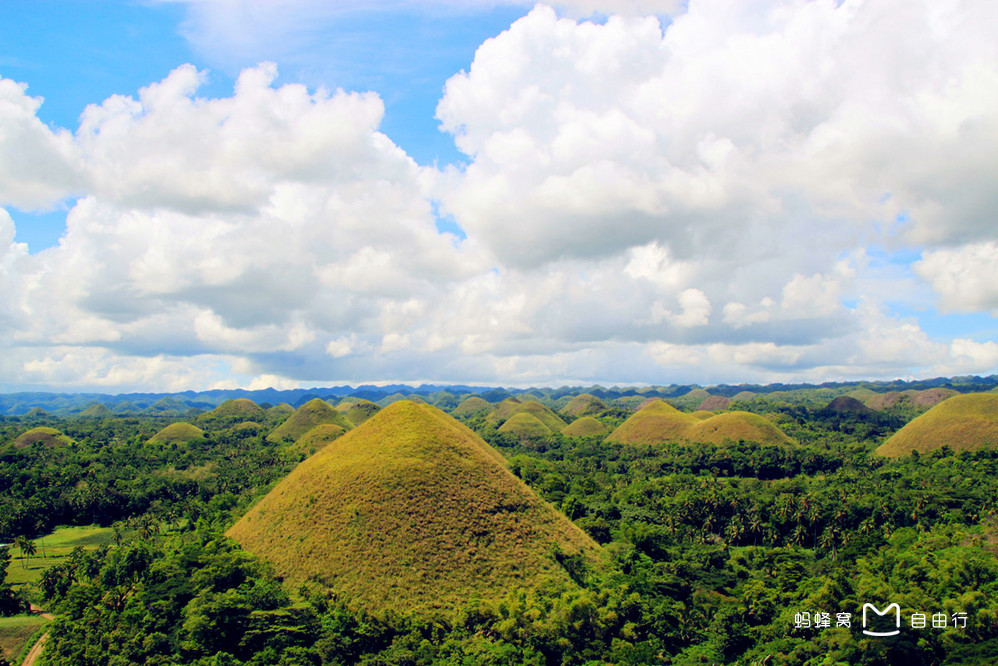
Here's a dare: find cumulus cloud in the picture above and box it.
[2,0,997,390]
[0,79,81,208]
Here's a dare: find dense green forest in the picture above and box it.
[2,386,998,665]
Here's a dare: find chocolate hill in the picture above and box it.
[267,399,353,443]
[562,416,608,437]
[875,393,998,457]
[12,426,74,449]
[608,400,791,446]
[148,422,206,445]
[560,394,607,418]
[227,401,601,613]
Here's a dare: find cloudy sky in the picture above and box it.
[1,0,996,392]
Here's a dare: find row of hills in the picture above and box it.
[2,374,997,417]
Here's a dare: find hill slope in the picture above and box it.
[227,402,600,614]
[875,393,998,457]
[607,400,698,445]
[267,399,352,443]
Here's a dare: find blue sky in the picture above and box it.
[1,0,528,250]
[0,0,996,392]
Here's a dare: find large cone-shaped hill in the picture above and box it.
[875,393,998,457]
[267,399,353,443]
[228,401,600,613]
[608,400,791,446]
[510,401,566,432]
[607,400,698,445]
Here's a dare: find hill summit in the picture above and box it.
[227,401,600,614]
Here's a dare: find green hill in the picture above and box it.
[560,394,606,418]
[227,401,601,614]
[336,399,381,426]
[79,403,113,418]
[494,397,524,421]
[875,393,998,457]
[267,399,353,443]
[197,398,265,426]
[562,416,608,437]
[452,396,493,417]
[607,400,698,445]
[148,422,206,445]
[12,426,74,449]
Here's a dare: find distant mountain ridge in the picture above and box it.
[2,375,996,416]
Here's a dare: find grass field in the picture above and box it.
[0,614,50,663]
[4,525,115,587]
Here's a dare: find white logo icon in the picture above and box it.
[862,603,901,637]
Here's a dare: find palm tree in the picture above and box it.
[13,536,36,569]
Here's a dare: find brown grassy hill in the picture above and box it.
[148,422,206,445]
[336,399,381,426]
[452,396,493,417]
[846,388,879,402]
[686,411,793,446]
[875,393,998,457]
[562,416,608,437]
[697,395,731,411]
[690,410,714,420]
[865,391,902,410]
[607,400,698,445]
[198,398,265,426]
[511,401,566,432]
[499,412,554,439]
[909,388,959,408]
[822,396,874,415]
[12,427,74,449]
[495,397,524,421]
[227,401,601,614]
[268,399,353,443]
[561,394,607,418]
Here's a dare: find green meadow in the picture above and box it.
[5,525,115,587]
[0,613,50,663]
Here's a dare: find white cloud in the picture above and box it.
[0,79,81,208]
[1,2,997,390]
[913,242,998,314]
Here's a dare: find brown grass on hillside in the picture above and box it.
[337,399,381,426]
[197,398,265,426]
[289,423,347,457]
[607,400,698,445]
[875,393,998,457]
[697,395,731,411]
[268,399,353,443]
[494,397,524,421]
[498,412,553,439]
[510,401,566,432]
[608,401,792,446]
[560,394,607,418]
[227,401,601,615]
[686,411,792,446]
